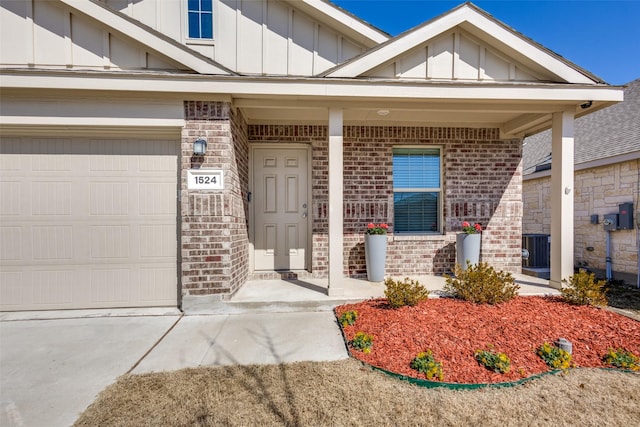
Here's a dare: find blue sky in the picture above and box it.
[331,1,640,85]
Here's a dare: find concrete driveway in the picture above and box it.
[0,309,348,427]
[0,312,181,427]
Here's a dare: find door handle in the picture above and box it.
[302,212,308,218]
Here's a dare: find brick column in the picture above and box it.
[181,101,249,308]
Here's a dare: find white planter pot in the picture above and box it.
[456,233,481,271]
[364,234,387,282]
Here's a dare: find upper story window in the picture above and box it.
[393,147,442,233]
[188,0,213,39]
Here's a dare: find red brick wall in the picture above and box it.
[181,101,249,298]
[249,125,522,278]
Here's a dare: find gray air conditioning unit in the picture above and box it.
[522,234,550,268]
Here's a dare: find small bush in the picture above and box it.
[410,350,444,381]
[349,332,374,354]
[537,342,572,370]
[444,262,519,304]
[561,270,607,306]
[603,348,639,371]
[474,346,511,374]
[384,277,430,308]
[338,310,358,327]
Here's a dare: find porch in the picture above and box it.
[182,273,560,314]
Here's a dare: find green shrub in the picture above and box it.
[349,332,374,354]
[338,310,358,327]
[384,277,430,308]
[474,346,511,374]
[444,262,519,304]
[410,350,444,381]
[561,270,607,306]
[603,348,639,371]
[537,342,572,370]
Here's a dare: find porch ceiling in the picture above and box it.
[235,97,616,137]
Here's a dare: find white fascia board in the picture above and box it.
[0,116,185,127]
[0,72,624,102]
[291,0,389,45]
[58,0,231,75]
[326,5,597,84]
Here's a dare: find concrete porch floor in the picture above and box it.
[220,273,560,313]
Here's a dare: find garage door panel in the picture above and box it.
[32,270,74,305]
[0,137,178,311]
[32,225,73,260]
[140,267,177,302]
[90,225,131,259]
[0,226,22,261]
[140,224,176,258]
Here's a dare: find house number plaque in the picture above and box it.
[187,170,224,190]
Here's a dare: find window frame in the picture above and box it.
[185,0,214,42]
[392,145,444,235]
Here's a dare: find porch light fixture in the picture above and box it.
[193,138,207,155]
[377,109,390,116]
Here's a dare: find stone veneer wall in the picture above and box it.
[181,101,249,298]
[249,125,522,278]
[523,159,639,277]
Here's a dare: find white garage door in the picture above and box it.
[0,137,179,311]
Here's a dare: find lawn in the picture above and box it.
[75,282,640,426]
[75,359,639,426]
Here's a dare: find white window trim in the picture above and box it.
[392,145,444,235]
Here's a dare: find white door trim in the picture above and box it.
[248,143,312,273]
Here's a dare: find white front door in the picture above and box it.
[253,147,308,271]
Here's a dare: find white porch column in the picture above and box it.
[550,110,575,289]
[328,107,344,296]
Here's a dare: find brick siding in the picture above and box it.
[249,125,523,278]
[181,101,249,298]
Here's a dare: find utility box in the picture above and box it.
[618,202,634,229]
[603,214,618,231]
[522,234,550,267]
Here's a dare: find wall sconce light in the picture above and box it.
[193,138,207,155]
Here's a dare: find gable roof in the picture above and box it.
[321,2,603,84]
[523,78,640,175]
[290,0,389,46]
[59,0,235,75]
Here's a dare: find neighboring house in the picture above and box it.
[523,79,640,284]
[0,0,623,311]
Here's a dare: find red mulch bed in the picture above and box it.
[336,296,640,384]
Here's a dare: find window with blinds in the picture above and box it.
[393,147,442,233]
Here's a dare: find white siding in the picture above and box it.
[0,0,186,71]
[97,0,368,75]
[364,28,543,82]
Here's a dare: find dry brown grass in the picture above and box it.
[75,358,639,426]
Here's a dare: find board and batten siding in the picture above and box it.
[364,29,539,81]
[99,0,367,75]
[0,0,186,71]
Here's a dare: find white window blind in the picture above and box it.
[393,148,441,233]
